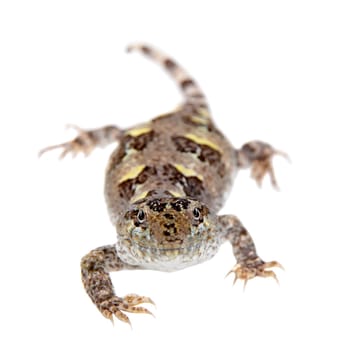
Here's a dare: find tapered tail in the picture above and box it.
[127,43,208,110]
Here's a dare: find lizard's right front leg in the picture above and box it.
[81,245,154,325]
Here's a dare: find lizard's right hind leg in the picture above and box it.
[39,124,122,158]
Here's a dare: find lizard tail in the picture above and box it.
[127,43,208,111]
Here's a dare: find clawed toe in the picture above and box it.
[123,293,156,307]
[100,294,155,326]
[226,260,283,288]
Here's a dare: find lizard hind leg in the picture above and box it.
[39,124,122,159]
[237,141,289,190]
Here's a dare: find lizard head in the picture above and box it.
[117,197,219,270]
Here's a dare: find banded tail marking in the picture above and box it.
[127,43,208,110]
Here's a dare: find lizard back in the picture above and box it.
[105,44,237,224]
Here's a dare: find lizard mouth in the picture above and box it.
[134,241,203,257]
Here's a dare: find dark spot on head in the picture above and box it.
[164,213,174,220]
[171,198,190,211]
[164,222,176,229]
[163,222,177,236]
[148,199,167,212]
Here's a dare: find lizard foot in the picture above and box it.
[38,125,98,159]
[226,259,283,289]
[239,141,289,190]
[99,294,155,326]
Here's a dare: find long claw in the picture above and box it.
[263,261,284,270]
[65,123,83,132]
[135,307,155,318]
[113,310,132,328]
[123,304,155,317]
[225,269,234,279]
[38,144,65,158]
[275,149,291,163]
[59,147,71,159]
[243,279,248,291]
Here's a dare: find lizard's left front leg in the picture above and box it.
[81,245,154,325]
[218,215,283,287]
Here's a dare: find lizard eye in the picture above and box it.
[136,209,146,223]
[193,207,201,220]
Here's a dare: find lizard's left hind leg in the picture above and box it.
[39,125,122,158]
[238,141,289,190]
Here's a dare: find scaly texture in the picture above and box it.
[40,43,287,325]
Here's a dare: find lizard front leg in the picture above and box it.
[39,125,122,158]
[81,245,154,325]
[218,215,282,287]
[238,141,289,189]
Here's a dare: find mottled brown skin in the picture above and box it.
[40,43,286,325]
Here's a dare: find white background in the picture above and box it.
[1,1,349,349]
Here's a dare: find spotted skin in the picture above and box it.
[40,43,287,326]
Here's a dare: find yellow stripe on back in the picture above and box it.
[197,107,210,118]
[118,165,145,183]
[126,126,151,137]
[174,164,203,180]
[184,133,222,153]
[189,115,209,125]
[131,190,149,203]
[169,190,184,198]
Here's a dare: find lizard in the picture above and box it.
[39,43,287,326]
